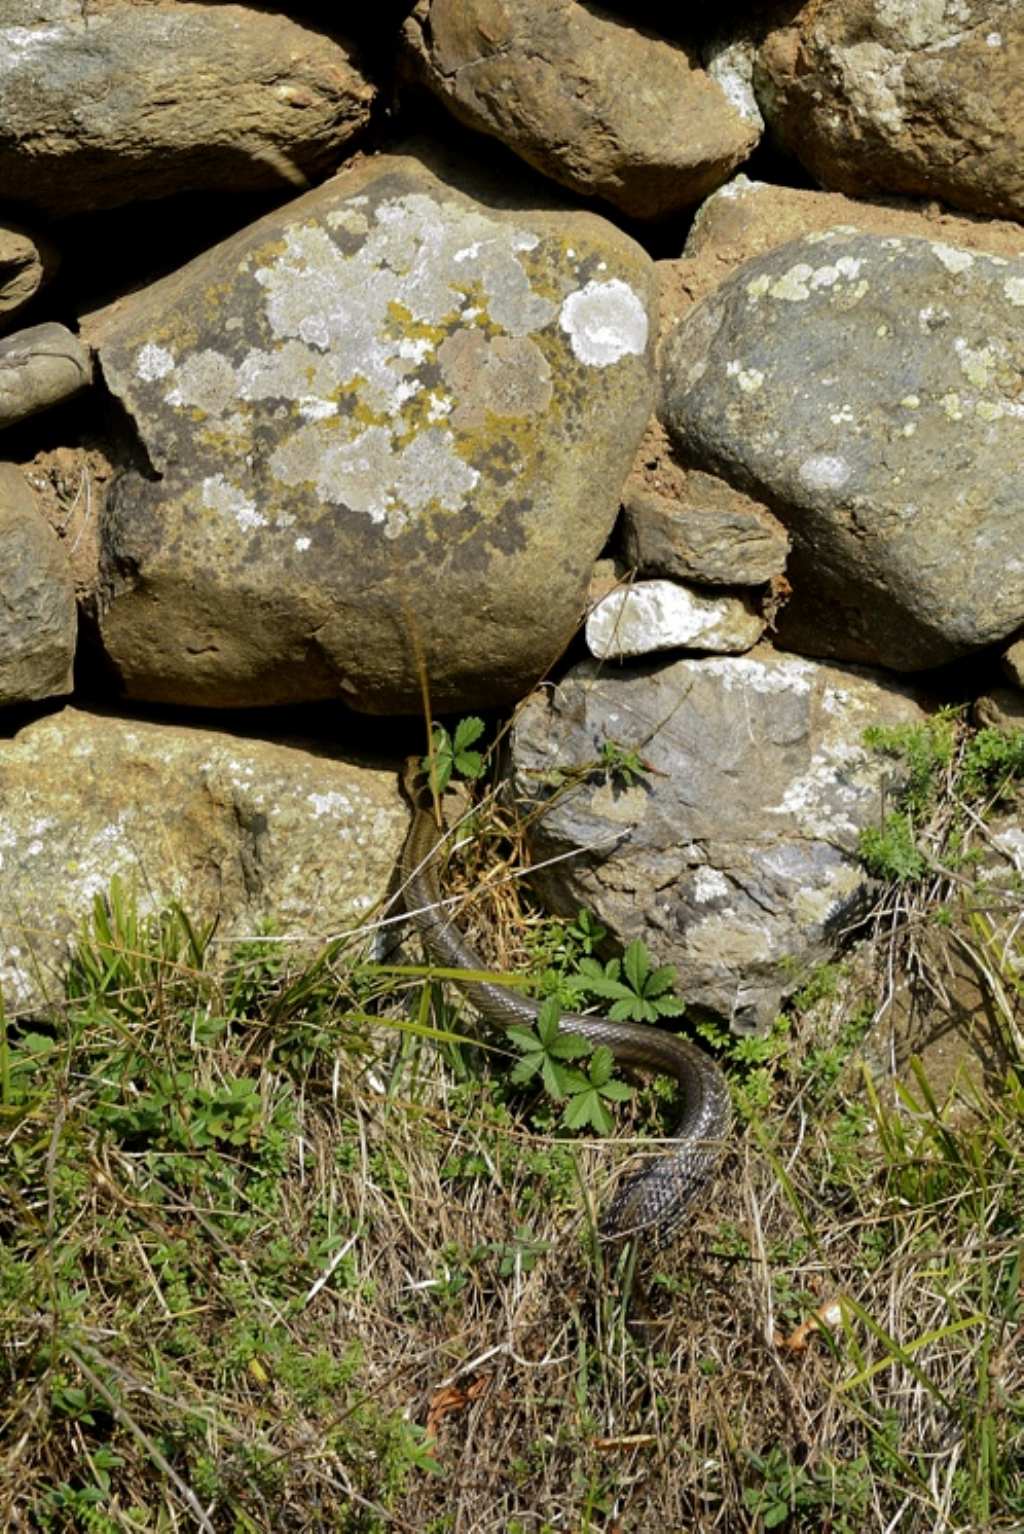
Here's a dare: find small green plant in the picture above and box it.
[559,1045,633,1134]
[594,740,654,790]
[422,716,486,792]
[567,938,685,1024]
[506,997,633,1133]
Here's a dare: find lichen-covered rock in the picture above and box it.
[622,480,789,587]
[663,230,1024,672]
[0,220,58,329]
[0,0,374,215]
[585,580,764,660]
[0,322,92,428]
[511,650,927,1033]
[0,708,407,1016]
[755,0,1024,222]
[401,0,759,220]
[87,149,657,714]
[0,462,76,705]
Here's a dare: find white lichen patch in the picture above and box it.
[201,474,266,530]
[695,655,815,696]
[931,242,974,275]
[164,349,238,415]
[0,23,72,69]
[798,454,852,492]
[769,262,814,302]
[726,360,765,393]
[135,343,176,382]
[692,866,730,904]
[559,279,648,367]
[1003,277,1024,307]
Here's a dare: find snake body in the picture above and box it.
[400,760,731,1245]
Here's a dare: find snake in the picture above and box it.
[399,759,732,1246]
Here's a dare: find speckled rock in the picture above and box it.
[86,149,657,714]
[622,480,789,587]
[1002,636,1024,689]
[755,0,1024,222]
[401,0,759,220]
[0,220,58,330]
[663,230,1024,672]
[0,0,374,215]
[0,322,92,429]
[0,708,407,1017]
[586,580,764,660]
[0,463,76,705]
[510,649,927,1034]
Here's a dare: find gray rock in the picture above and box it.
[585,580,764,660]
[1002,636,1024,689]
[663,230,1024,672]
[510,649,927,1034]
[0,708,408,1017]
[0,0,374,215]
[0,322,91,428]
[755,0,1024,222]
[622,479,789,587]
[401,0,759,220]
[0,220,58,329]
[0,462,76,705]
[86,149,656,714]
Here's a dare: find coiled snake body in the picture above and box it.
[400,760,731,1246]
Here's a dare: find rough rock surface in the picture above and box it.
[0,0,374,216]
[401,0,759,219]
[623,177,1024,552]
[511,649,927,1034]
[0,221,58,328]
[0,708,407,1016]
[663,230,1024,672]
[586,580,764,660]
[0,322,92,428]
[0,462,76,705]
[1002,637,1024,689]
[622,479,789,587]
[974,688,1024,732]
[755,0,1024,222]
[87,150,657,714]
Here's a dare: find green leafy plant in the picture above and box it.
[559,1045,633,1134]
[568,938,685,1023]
[422,716,486,792]
[507,996,593,1099]
[595,740,654,790]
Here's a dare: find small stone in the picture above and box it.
[0,322,91,429]
[622,479,789,586]
[1002,636,1024,689]
[0,221,58,329]
[586,579,764,660]
[0,462,76,705]
[973,688,1024,733]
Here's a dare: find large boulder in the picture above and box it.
[755,0,1024,222]
[86,149,657,714]
[0,0,374,215]
[401,0,759,220]
[510,650,927,1034]
[662,230,1024,672]
[0,463,76,706]
[0,708,407,1016]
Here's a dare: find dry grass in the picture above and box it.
[1,765,1022,1532]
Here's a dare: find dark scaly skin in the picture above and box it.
[399,759,731,1245]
